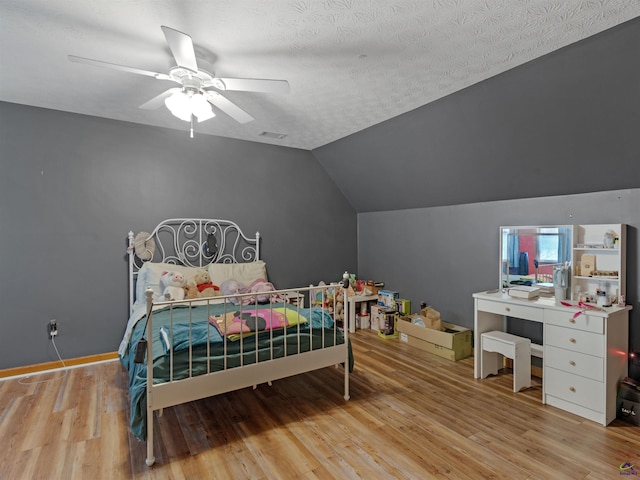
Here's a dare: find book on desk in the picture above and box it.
[508,285,540,299]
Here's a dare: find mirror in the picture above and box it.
[500,225,572,292]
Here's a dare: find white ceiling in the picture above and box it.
[1,1,639,150]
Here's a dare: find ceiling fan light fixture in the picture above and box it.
[164,90,192,122]
[164,90,214,122]
[191,93,215,122]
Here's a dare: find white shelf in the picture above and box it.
[573,276,619,281]
[571,224,626,302]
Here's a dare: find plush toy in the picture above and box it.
[220,279,247,304]
[333,289,345,322]
[159,271,186,301]
[183,281,199,300]
[245,278,281,304]
[193,271,220,298]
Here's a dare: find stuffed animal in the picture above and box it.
[220,279,247,304]
[183,281,200,300]
[333,289,345,321]
[159,271,186,301]
[193,271,220,298]
[245,278,281,304]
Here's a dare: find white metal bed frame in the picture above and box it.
[126,218,350,467]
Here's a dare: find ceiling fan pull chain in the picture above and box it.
[190,115,194,138]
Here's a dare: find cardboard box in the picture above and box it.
[378,290,399,308]
[356,313,370,329]
[365,281,382,295]
[581,254,596,276]
[397,316,472,361]
[404,313,442,331]
[378,309,396,335]
[378,313,398,339]
[395,298,411,315]
[370,304,383,330]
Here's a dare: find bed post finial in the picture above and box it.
[341,271,350,288]
[127,231,134,252]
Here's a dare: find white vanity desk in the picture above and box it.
[473,290,631,425]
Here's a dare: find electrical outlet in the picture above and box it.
[49,319,58,338]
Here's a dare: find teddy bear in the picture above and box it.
[183,281,199,300]
[193,270,221,298]
[159,270,186,301]
[182,271,221,300]
[333,289,345,322]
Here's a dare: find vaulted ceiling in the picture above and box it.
[1,1,639,150]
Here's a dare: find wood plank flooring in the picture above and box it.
[1,329,638,479]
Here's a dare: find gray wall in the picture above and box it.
[311,18,640,377]
[358,189,640,374]
[0,102,357,370]
[313,16,640,212]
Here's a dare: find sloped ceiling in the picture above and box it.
[1,1,639,150]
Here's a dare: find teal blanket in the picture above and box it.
[120,303,352,440]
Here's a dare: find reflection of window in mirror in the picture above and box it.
[538,228,560,264]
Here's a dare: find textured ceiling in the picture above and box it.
[1,1,639,150]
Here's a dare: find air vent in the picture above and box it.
[259,131,287,140]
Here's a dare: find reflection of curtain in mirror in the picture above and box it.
[558,229,570,265]
[508,235,520,273]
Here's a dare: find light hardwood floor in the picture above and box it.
[1,329,638,479]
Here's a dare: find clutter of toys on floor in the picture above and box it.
[310,274,472,361]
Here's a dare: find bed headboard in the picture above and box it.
[127,218,260,311]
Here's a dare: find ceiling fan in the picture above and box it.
[69,26,290,136]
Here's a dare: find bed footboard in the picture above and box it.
[140,276,350,467]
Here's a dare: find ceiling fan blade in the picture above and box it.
[204,91,254,124]
[139,88,181,109]
[215,78,290,94]
[68,55,172,81]
[161,26,198,72]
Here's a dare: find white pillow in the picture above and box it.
[208,260,267,286]
[135,262,206,305]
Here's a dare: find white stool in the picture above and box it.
[481,331,531,392]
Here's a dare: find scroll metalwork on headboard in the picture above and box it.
[128,218,260,271]
[127,218,261,313]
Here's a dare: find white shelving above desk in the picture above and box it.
[571,224,626,303]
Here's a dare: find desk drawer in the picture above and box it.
[476,299,542,322]
[544,309,604,334]
[545,367,603,413]
[545,324,604,357]
[544,345,604,382]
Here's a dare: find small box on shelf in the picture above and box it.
[378,290,399,308]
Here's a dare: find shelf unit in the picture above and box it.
[571,224,626,303]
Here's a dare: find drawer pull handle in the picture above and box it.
[569,318,576,324]
[569,338,576,343]
[569,386,576,393]
[569,360,576,366]
[505,307,510,312]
